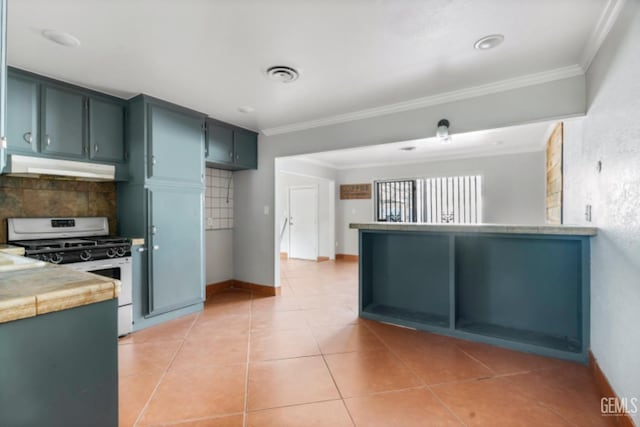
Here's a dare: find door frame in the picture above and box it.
[288,185,319,261]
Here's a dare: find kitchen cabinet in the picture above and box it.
[0,299,118,427]
[1,68,128,178]
[0,0,7,172]
[148,104,204,185]
[88,97,125,163]
[205,118,258,170]
[117,95,206,329]
[41,84,86,158]
[147,186,204,315]
[6,72,38,154]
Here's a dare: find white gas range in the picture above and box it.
[7,216,133,336]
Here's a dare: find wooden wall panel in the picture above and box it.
[546,123,563,224]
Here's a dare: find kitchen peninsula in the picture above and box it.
[0,251,120,427]
[351,222,597,363]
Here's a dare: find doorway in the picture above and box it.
[288,186,318,261]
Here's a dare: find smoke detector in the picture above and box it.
[266,66,300,83]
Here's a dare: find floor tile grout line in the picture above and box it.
[242,291,255,427]
[156,412,245,426]
[132,314,199,427]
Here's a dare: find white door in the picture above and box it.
[289,187,318,260]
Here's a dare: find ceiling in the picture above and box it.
[8,0,610,132]
[294,121,554,169]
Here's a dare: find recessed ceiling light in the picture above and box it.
[474,34,504,50]
[238,106,255,114]
[400,146,416,151]
[266,66,300,83]
[41,29,81,48]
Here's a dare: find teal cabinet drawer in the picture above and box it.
[6,73,38,154]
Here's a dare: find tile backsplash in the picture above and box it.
[205,168,233,230]
[0,176,117,243]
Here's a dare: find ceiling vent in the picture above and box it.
[266,66,300,83]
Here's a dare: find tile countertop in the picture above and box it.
[0,253,121,324]
[0,245,26,256]
[349,222,598,236]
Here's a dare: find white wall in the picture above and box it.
[278,171,335,259]
[233,74,586,287]
[205,229,233,284]
[562,2,640,421]
[337,151,546,255]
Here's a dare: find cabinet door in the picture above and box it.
[147,187,204,315]
[148,105,203,184]
[205,121,234,165]
[88,98,124,163]
[233,128,257,169]
[6,74,38,153]
[41,85,85,158]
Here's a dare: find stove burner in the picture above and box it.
[11,236,132,264]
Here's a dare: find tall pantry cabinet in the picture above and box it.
[118,95,206,329]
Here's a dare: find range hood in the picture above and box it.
[6,154,116,181]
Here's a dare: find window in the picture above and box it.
[375,180,416,222]
[374,175,482,224]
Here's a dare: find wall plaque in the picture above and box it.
[340,183,371,200]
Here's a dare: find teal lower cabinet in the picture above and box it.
[358,229,592,362]
[0,299,118,427]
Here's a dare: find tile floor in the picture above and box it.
[118,259,615,426]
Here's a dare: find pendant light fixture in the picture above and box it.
[437,119,451,143]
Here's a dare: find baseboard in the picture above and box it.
[280,252,288,260]
[590,351,636,426]
[206,280,280,299]
[336,253,359,262]
[317,256,330,262]
[205,280,235,299]
[233,280,281,296]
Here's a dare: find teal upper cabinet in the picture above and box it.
[6,73,38,154]
[41,85,86,158]
[148,103,204,185]
[233,128,258,169]
[205,121,233,164]
[205,118,257,170]
[88,97,125,163]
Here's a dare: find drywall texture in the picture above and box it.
[233,74,586,287]
[336,151,546,255]
[563,2,640,422]
[205,229,233,284]
[278,171,335,259]
[0,176,116,243]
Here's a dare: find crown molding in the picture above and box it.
[579,0,627,72]
[261,65,584,136]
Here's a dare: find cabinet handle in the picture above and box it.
[228,152,233,158]
[152,155,157,165]
[151,226,157,235]
[136,247,146,253]
[23,132,32,144]
[1,137,6,149]
[95,144,99,153]
[236,154,240,160]
[153,245,160,251]
[46,135,51,146]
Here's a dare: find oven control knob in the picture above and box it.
[80,250,92,261]
[116,247,126,257]
[106,248,116,258]
[50,253,63,264]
